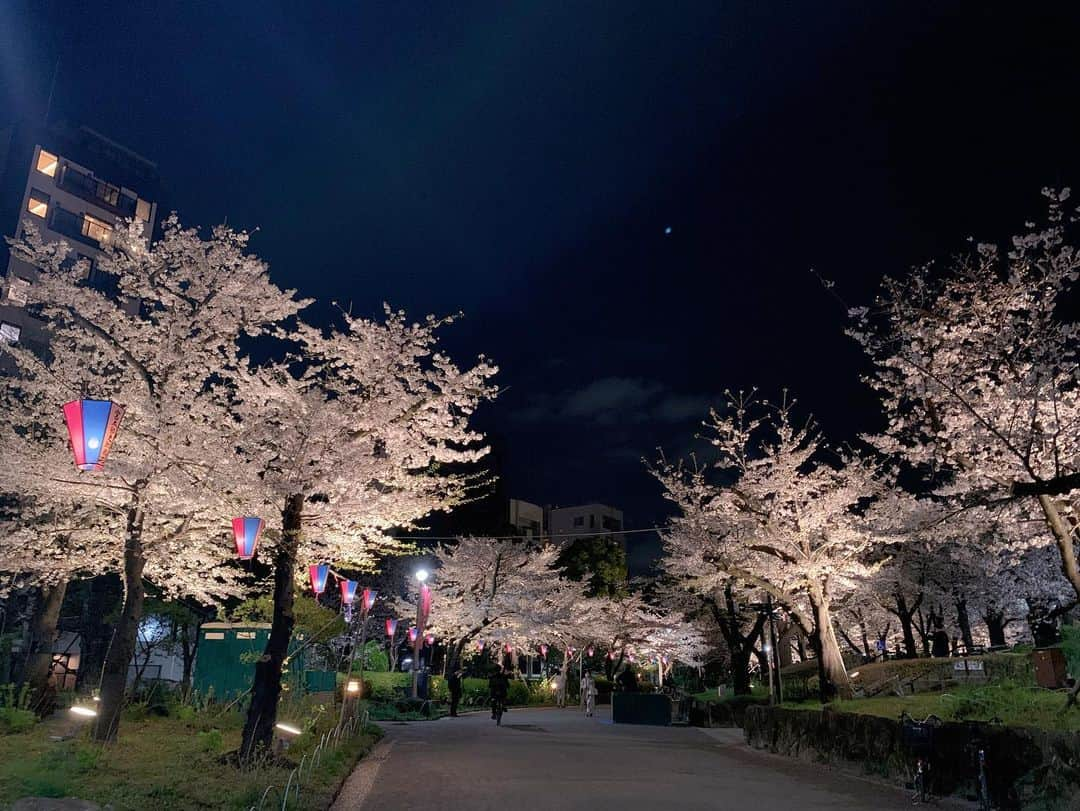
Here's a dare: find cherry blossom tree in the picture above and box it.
[653,392,897,698]
[0,217,299,740]
[225,310,497,759]
[850,188,1080,602]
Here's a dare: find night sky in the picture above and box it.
[4,2,1080,565]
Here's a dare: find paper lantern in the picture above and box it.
[476,640,485,652]
[385,618,398,638]
[340,579,358,606]
[361,588,376,613]
[62,399,125,472]
[504,643,513,654]
[539,644,548,658]
[231,517,263,560]
[425,633,435,646]
[661,655,669,666]
[408,626,419,644]
[587,645,595,657]
[309,564,330,597]
[606,650,615,660]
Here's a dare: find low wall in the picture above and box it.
[743,706,1080,809]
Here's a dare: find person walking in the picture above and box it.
[448,668,463,717]
[582,669,597,717]
[553,668,566,708]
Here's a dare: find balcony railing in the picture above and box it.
[57,163,138,217]
[49,206,106,249]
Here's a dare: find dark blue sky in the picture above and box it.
[4,2,1080,560]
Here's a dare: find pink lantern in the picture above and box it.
[606,651,615,660]
[408,626,419,644]
[628,653,636,663]
[661,655,669,666]
[340,579,358,606]
[504,643,513,654]
[362,588,376,614]
[309,565,330,597]
[476,640,485,652]
[587,645,595,657]
[62,399,125,472]
[539,644,548,658]
[385,618,398,638]
[231,517,264,560]
[425,633,435,647]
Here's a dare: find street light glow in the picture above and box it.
[275,722,302,735]
[415,569,429,582]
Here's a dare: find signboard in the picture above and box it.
[953,659,984,671]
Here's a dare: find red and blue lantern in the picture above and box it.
[309,564,330,597]
[476,640,485,652]
[62,399,125,472]
[385,619,398,638]
[587,645,595,657]
[408,626,419,644]
[361,588,376,614]
[540,644,549,658]
[231,517,264,561]
[340,579,358,606]
[425,633,435,647]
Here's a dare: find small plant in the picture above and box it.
[0,706,37,734]
[197,728,224,753]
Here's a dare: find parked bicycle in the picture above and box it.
[900,711,943,804]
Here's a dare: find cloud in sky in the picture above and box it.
[514,377,716,427]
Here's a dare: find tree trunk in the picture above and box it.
[777,626,796,668]
[809,588,850,700]
[729,649,752,695]
[893,593,920,659]
[984,610,1007,648]
[240,492,302,764]
[92,505,147,742]
[22,581,68,716]
[179,620,197,698]
[955,597,975,652]
[1039,495,1080,603]
[75,575,123,691]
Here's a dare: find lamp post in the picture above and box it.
[411,569,430,698]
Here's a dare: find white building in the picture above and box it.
[548,503,624,545]
[508,498,544,540]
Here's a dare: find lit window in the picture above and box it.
[135,198,151,222]
[0,322,21,344]
[5,277,30,306]
[35,149,58,177]
[81,214,112,244]
[26,190,49,218]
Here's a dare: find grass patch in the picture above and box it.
[0,704,381,809]
[783,681,1080,732]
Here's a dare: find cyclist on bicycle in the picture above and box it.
[488,666,510,720]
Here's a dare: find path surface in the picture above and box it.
[332,707,918,810]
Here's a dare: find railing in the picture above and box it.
[57,163,138,217]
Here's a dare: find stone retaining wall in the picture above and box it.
[743,705,1080,809]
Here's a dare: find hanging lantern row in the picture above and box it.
[63,399,125,472]
[385,619,398,638]
[232,517,264,561]
[309,564,330,597]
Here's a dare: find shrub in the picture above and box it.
[507,680,530,706]
[122,702,149,722]
[0,706,36,734]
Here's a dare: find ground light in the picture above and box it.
[70,706,97,717]
[275,722,302,736]
[346,680,361,694]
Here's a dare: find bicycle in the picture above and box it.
[900,712,943,804]
[491,695,506,726]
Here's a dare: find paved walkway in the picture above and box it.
[332,707,918,810]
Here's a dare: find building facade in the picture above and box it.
[548,503,624,545]
[0,122,160,355]
[508,498,544,540]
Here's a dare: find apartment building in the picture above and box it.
[0,122,160,355]
[548,503,623,544]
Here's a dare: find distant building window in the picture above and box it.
[573,516,585,528]
[135,198,151,222]
[27,189,49,218]
[36,149,59,177]
[0,322,21,344]
[5,277,30,306]
[82,213,112,244]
